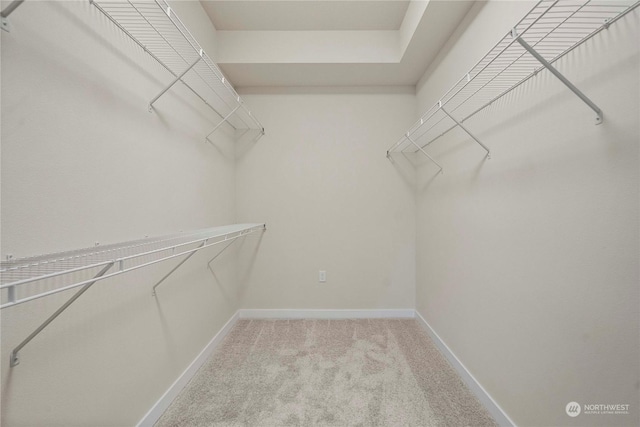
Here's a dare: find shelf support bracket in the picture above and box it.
[205,105,240,142]
[252,128,266,143]
[406,134,443,173]
[1,0,24,32]
[515,33,603,125]
[153,229,258,295]
[440,103,491,158]
[9,262,114,367]
[152,241,206,296]
[207,238,239,271]
[148,53,203,112]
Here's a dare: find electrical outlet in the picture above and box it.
[319,270,326,283]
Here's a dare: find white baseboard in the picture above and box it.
[414,310,516,427]
[238,308,416,319]
[136,310,240,427]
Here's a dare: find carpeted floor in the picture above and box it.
[156,319,497,426]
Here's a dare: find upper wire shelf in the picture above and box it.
[90,0,264,140]
[388,0,640,167]
[0,223,265,309]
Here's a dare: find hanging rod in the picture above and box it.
[387,0,640,165]
[90,0,265,140]
[1,223,266,367]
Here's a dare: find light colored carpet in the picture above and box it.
[155,319,497,426]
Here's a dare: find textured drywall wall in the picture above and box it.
[235,87,417,312]
[0,1,247,425]
[414,1,639,426]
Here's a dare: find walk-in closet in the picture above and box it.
[1,0,638,426]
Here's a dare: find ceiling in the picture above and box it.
[202,1,411,31]
[199,0,477,88]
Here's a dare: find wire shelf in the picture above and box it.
[388,0,640,159]
[0,223,265,309]
[91,0,264,137]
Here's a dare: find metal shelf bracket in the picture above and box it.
[9,262,114,367]
[1,0,24,32]
[205,105,240,142]
[152,227,260,295]
[513,29,603,125]
[440,102,491,158]
[152,241,205,296]
[148,52,203,112]
[406,134,443,173]
[207,239,237,269]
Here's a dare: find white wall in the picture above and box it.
[1,1,244,425]
[414,2,639,426]
[235,87,417,312]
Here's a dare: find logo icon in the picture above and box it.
[566,402,581,417]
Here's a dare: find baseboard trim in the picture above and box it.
[136,310,240,427]
[239,308,416,319]
[414,310,516,427]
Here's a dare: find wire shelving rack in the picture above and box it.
[1,223,266,366]
[387,0,640,171]
[90,0,264,141]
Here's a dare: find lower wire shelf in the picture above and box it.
[1,223,265,308]
[0,223,266,367]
